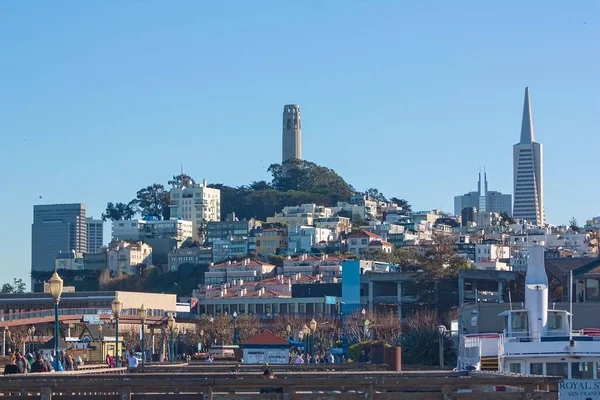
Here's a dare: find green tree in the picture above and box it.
[168,173,195,188]
[101,201,137,221]
[1,278,26,293]
[569,217,581,233]
[389,197,412,212]
[499,212,515,228]
[365,188,387,202]
[133,184,170,219]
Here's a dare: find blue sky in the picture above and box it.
[0,1,598,287]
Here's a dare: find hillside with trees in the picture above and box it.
[101,159,411,222]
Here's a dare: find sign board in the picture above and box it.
[559,380,600,399]
[325,296,336,305]
[97,309,112,315]
[83,314,100,324]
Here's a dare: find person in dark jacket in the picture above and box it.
[31,353,49,373]
[44,355,55,372]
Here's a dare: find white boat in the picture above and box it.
[458,245,600,381]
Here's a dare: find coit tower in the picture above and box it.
[282,104,302,165]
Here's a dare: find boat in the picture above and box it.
[457,245,600,381]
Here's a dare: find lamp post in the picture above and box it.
[199,329,204,352]
[2,326,8,356]
[167,316,175,363]
[286,325,292,340]
[49,272,63,364]
[173,326,180,361]
[437,325,447,370]
[28,327,34,354]
[139,304,147,367]
[111,296,123,367]
[98,325,104,362]
[301,325,309,357]
[309,319,317,358]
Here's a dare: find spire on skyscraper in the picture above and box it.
[520,87,535,144]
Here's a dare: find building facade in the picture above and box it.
[107,240,153,275]
[168,180,220,241]
[513,87,545,225]
[168,245,213,271]
[112,218,192,270]
[86,217,104,254]
[32,204,87,276]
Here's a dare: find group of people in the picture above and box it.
[3,350,80,374]
[293,351,336,364]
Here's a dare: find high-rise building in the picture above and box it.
[32,203,87,274]
[513,87,545,225]
[86,217,104,253]
[454,170,511,216]
[282,104,302,165]
[169,179,221,241]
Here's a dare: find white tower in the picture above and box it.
[513,87,545,225]
[282,104,302,165]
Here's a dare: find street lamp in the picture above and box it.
[173,325,180,361]
[302,325,310,357]
[49,272,63,365]
[98,325,104,362]
[2,326,8,357]
[437,325,447,370]
[28,326,35,354]
[139,304,147,367]
[167,315,175,363]
[111,296,123,367]
[309,319,317,357]
[286,325,291,340]
[199,329,204,353]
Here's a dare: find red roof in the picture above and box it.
[241,330,291,346]
[369,240,392,247]
[211,260,275,268]
[348,230,382,240]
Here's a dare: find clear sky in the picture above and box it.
[0,1,598,287]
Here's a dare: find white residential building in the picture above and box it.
[169,179,221,241]
[347,231,391,254]
[204,259,276,285]
[475,244,510,263]
[107,240,153,275]
[267,204,331,226]
[286,225,333,254]
[86,217,104,253]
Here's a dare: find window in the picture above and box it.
[511,312,528,331]
[530,363,543,375]
[547,313,563,330]
[586,279,600,301]
[509,363,521,373]
[362,239,367,245]
[546,362,568,378]
[571,362,594,379]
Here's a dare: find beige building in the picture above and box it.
[107,240,152,275]
[255,228,287,256]
[314,216,351,236]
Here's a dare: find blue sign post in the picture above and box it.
[325,296,336,305]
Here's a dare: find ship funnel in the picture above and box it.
[524,244,548,338]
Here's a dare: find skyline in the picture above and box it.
[0,1,598,285]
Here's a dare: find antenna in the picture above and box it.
[569,270,573,339]
[508,288,513,311]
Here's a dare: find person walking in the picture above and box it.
[15,352,30,373]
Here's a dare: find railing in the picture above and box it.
[0,370,560,399]
[137,362,388,374]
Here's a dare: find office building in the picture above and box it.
[282,104,302,168]
[513,87,545,225]
[86,217,104,253]
[454,170,512,217]
[32,203,87,275]
[169,179,221,242]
